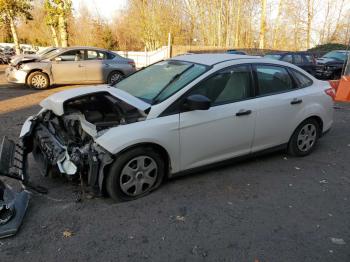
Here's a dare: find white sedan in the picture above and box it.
[12,54,334,201]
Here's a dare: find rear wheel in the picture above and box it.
[288,118,320,157]
[107,71,124,85]
[27,71,50,89]
[106,147,165,201]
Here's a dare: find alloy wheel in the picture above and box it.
[109,72,123,85]
[31,74,48,89]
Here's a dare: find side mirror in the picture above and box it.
[184,94,211,111]
[53,57,62,62]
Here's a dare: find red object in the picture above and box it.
[325,87,336,100]
[128,61,136,68]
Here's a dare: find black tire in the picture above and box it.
[107,71,124,85]
[106,147,165,201]
[288,118,321,157]
[27,71,50,89]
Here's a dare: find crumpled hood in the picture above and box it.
[10,55,40,66]
[40,85,151,116]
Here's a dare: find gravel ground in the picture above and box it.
[0,66,349,262]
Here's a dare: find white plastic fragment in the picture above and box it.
[330,238,346,245]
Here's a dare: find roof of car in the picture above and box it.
[57,46,111,52]
[172,53,259,66]
[266,51,313,55]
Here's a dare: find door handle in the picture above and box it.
[291,98,303,105]
[236,109,252,116]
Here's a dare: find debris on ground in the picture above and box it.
[191,245,208,257]
[294,166,301,170]
[330,237,346,245]
[62,229,73,238]
[319,179,328,184]
[176,215,185,222]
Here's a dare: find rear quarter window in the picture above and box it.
[106,52,116,60]
[290,69,313,88]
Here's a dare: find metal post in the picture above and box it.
[167,32,172,58]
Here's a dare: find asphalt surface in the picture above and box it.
[0,65,350,262]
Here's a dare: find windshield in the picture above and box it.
[37,47,56,56]
[114,60,208,104]
[264,54,282,60]
[322,51,349,61]
[41,49,62,60]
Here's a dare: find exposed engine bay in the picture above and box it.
[24,91,148,192]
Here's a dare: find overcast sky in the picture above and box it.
[72,0,127,20]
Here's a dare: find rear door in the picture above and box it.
[83,50,107,83]
[179,65,257,170]
[251,64,308,152]
[51,49,86,84]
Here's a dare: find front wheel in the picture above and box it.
[288,119,320,157]
[27,71,50,89]
[106,147,165,201]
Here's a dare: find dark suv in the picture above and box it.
[264,52,317,76]
[315,50,349,80]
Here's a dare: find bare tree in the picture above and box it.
[0,0,32,54]
[306,0,314,49]
[258,0,267,49]
[44,0,59,46]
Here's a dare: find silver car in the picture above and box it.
[6,46,136,89]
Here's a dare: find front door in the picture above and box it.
[179,65,257,171]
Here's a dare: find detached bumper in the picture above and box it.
[5,67,27,84]
[0,137,30,238]
[0,184,30,239]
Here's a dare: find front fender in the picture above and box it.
[94,115,180,173]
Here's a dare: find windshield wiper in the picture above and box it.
[152,64,194,104]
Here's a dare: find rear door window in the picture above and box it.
[255,65,294,95]
[87,50,107,60]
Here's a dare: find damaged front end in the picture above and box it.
[20,87,150,193]
[0,87,150,237]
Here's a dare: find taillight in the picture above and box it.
[325,87,336,100]
[128,61,135,68]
